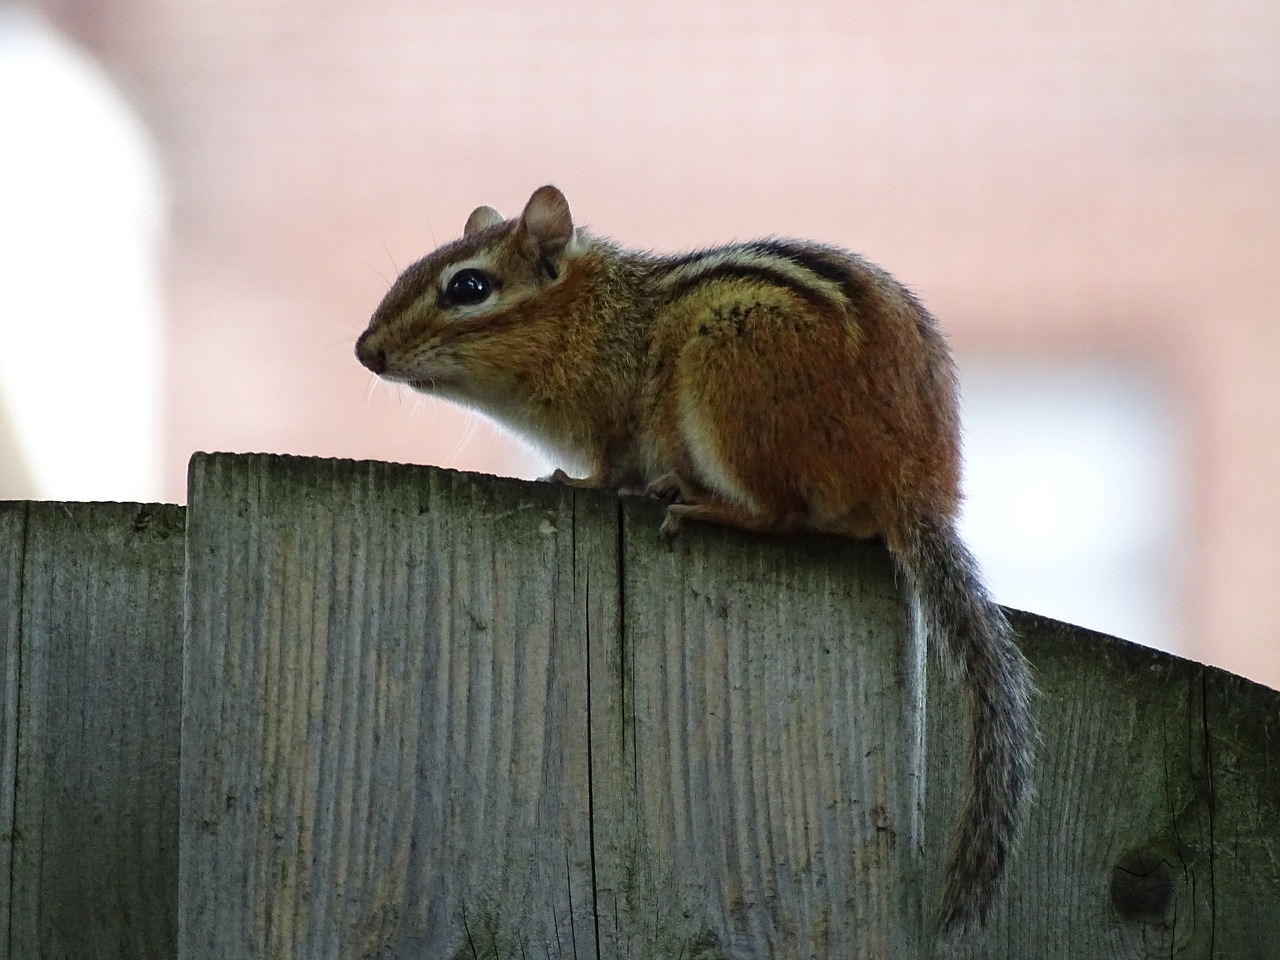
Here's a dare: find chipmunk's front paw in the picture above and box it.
[659,504,696,540]
[645,473,684,503]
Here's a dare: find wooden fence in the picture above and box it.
[1,452,1277,959]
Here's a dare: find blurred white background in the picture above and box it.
[2,0,1278,686]
[0,6,163,500]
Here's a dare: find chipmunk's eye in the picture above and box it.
[444,268,492,306]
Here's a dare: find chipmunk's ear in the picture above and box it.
[464,205,504,237]
[519,185,575,256]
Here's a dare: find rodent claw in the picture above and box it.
[645,473,684,503]
[658,508,685,540]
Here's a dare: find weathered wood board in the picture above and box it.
[0,502,22,957]
[618,499,928,958]
[0,501,185,960]
[180,453,926,959]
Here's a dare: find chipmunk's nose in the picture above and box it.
[355,332,387,374]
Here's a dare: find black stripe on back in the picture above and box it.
[742,239,874,312]
[656,248,843,308]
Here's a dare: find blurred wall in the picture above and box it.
[13,0,1280,688]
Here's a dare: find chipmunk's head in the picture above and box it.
[355,185,583,406]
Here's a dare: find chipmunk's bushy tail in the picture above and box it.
[892,516,1034,934]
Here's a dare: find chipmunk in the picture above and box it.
[355,185,1033,935]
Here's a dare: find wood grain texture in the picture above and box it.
[1205,667,1280,959]
[3,459,1276,958]
[182,455,613,959]
[928,614,1280,959]
[616,500,926,959]
[3,501,184,960]
[179,454,1280,959]
[0,502,24,958]
[180,454,925,959]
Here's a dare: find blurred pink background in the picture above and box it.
[3,0,1279,688]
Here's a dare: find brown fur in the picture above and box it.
[356,185,1033,935]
